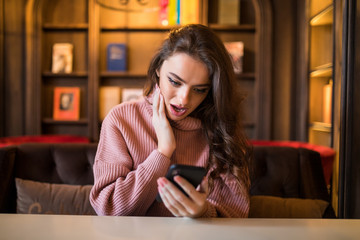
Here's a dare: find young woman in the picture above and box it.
[90,24,252,218]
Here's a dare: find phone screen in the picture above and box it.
[156,164,207,202]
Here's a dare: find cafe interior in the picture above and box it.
[0,0,360,238]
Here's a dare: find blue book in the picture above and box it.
[107,43,127,71]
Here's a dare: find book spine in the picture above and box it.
[159,0,169,26]
[168,0,177,26]
[176,0,180,25]
[180,0,199,25]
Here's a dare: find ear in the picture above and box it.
[156,69,160,78]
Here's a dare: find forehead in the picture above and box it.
[161,53,210,84]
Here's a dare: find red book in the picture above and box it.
[53,87,80,121]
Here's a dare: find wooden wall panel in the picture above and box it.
[3,0,26,136]
[338,0,360,219]
[271,0,297,140]
[0,0,4,136]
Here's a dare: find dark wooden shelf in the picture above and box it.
[310,63,333,77]
[100,72,147,78]
[43,23,89,31]
[209,24,256,32]
[310,5,333,26]
[42,72,88,78]
[237,72,256,80]
[101,24,256,32]
[42,118,89,125]
[101,26,172,32]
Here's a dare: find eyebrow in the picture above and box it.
[169,72,211,87]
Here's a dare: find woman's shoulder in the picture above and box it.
[106,97,151,121]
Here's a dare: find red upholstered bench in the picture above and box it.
[0,135,90,148]
[250,140,335,187]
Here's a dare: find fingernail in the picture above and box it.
[174,176,181,183]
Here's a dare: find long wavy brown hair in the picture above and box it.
[144,24,252,192]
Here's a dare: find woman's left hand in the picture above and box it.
[157,176,209,218]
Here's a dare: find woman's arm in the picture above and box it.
[90,108,171,216]
[203,174,250,218]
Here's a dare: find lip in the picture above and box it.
[169,104,188,117]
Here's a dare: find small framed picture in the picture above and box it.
[53,87,80,121]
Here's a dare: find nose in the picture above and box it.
[178,87,191,106]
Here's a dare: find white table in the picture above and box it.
[1,214,360,240]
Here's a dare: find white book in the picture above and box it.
[52,43,73,73]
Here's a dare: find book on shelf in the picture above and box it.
[52,43,73,73]
[180,0,200,25]
[159,0,169,26]
[99,86,121,121]
[176,0,180,24]
[53,87,80,121]
[224,41,244,74]
[218,0,240,25]
[122,88,143,103]
[160,0,199,26]
[107,43,127,71]
[323,80,333,124]
[167,0,178,26]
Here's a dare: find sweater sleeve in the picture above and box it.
[200,174,250,218]
[89,108,171,216]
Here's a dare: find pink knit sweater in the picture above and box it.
[90,95,250,217]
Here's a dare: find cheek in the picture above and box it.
[158,84,173,105]
[192,94,208,109]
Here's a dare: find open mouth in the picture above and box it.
[170,104,187,117]
[171,104,186,113]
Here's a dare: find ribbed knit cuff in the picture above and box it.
[140,149,171,178]
[199,201,218,218]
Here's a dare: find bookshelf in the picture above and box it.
[307,0,334,147]
[25,0,272,142]
[28,0,92,137]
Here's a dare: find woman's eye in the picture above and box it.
[168,77,181,86]
[194,88,208,94]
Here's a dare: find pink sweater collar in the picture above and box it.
[144,93,202,131]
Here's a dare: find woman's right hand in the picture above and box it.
[152,87,176,158]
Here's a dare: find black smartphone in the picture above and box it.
[156,164,207,202]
